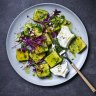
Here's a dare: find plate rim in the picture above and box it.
[6,3,89,86]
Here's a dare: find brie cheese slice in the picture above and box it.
[50,62,69,77]
[57,26,75,48]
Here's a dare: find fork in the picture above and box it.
[61,51,96,93]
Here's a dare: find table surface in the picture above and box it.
[0,0,96,96]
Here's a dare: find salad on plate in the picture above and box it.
[15,9,87,78]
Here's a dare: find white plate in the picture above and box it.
[6,3,88,86]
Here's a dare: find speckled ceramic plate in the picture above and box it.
[6,3,88,86]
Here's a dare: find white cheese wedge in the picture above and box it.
[57,26,75,48]
[50,62,69,77]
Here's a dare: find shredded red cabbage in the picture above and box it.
[39,59,44,63]
[18,48,27,52]
[51,32,58,38]
[33,68,36,72]
[53,9,61,16]
[33,35,46,42]
[19,35,47,52]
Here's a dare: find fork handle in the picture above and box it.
[71,63,96,93]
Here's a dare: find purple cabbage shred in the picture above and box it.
[51,32,58,38]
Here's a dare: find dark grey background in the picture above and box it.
[0,0,96,96]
